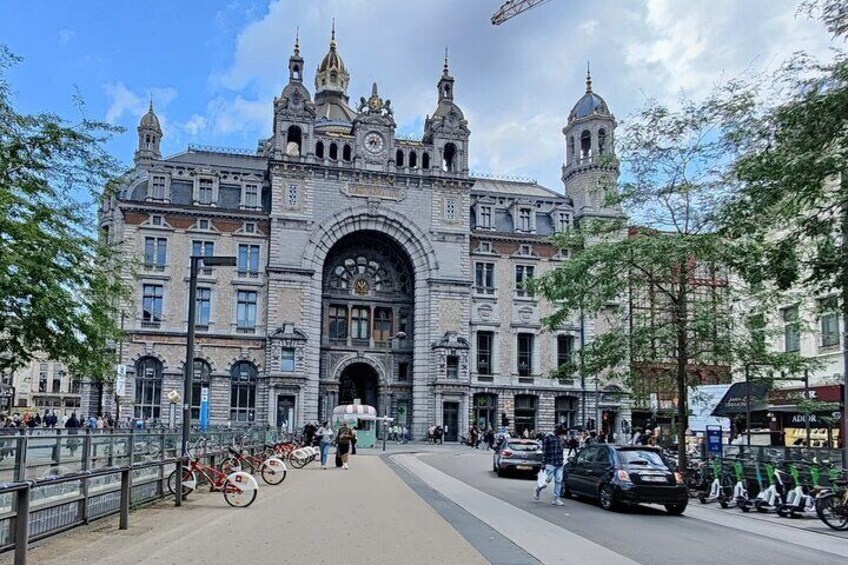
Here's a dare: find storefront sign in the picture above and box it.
[706,426,723,456]
[199,387,209,431]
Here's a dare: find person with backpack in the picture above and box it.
[336,421,354,470]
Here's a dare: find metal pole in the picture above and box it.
[14,485,29,565]
[804,370,811,447]
[177,256,200,505]
[745,364,751,448]
[119,467,130,530]
[116,312,125,425]
[579,309,586,428]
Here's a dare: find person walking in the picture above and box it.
[316,421,334,469]
[534,426,566,506]
[336,421,354,470]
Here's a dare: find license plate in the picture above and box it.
[516,465,532,470]
[642,476,666,482]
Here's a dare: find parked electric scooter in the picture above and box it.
[754,462,787,513]
[699,459,732,505]
[726,459,752,511]
[778,462,816,518]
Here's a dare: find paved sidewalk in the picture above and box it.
[6,455,486,565]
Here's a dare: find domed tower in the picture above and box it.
[272,31,316,158]
[134,99,162,167]
[313,21,356,130]
[424,51,470,175]
[561,66,620,218]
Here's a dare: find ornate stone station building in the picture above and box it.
[90,29,630,440]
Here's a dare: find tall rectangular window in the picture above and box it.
[287,185,299,207]
[244,183,259,208]
[328,305,348,340]
[196,287,211,327]
[475,262,495,294]
[518,208,532,231]
[151,176,167,200]
[477,331,493,375]
[557,335,574,368]
[515,265,535,297]
[281,348,296,372]
[142,284,163,326]
[517,333,533,376]
[238,244,261,277]
[52,368,64,394]
[198,178,214,204]
[192,240,214,275]
[397,362,409,381]
[38,363,48,392]
[478,205,492,228]
[351,307,370,340]
[446,356,459,379]
[144,237,167,270]
[236,291,257,331]
[373,307,393,343]
[398,308,410,337]
[557,212,570,232]
[782,305,800,352]
[445,198,457,221]
[819,297,839,347]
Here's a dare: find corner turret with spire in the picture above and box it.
[134,97,162,167]
[562,64,620,218]
[271,31,316,158]
[424,50,470,175]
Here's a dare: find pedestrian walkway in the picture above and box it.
[4,455,485,565]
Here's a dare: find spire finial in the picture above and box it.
[586,61,592,93]
[371,82,378,97]
[443,47,449,75]
[331,18,336,44]
[294,26,300,56]
[148,94,154,113]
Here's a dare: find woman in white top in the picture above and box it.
[316,421,335,469]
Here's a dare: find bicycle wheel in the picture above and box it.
[221,456,255,475]
[818,494,848,531]
[167,468,197,498]
[260,458,287,485]
[289,455,309,469]
[223,472,258,508]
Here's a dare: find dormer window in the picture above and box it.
[557,212,570,232]
[242,183,260,208]
[478,241,493,253]
[149,175,169,201]
[518,208,532,232]
[478,205,492,228]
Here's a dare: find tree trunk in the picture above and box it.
[676,271,690,471]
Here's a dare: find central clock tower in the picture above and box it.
[353,82,396,170]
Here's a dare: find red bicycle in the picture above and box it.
[167,452,259,507]
[220,445,288,485]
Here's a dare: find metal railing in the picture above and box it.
[0,427,279,563]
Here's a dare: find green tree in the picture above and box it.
[0,47,128,399]
[722,1,848,463]
[536,85,797,468]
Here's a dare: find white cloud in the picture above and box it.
[103,82,177,134]
[104,82,141,124]
[58,29,75,45]
[578,20,599,36]
[181,114,208,136]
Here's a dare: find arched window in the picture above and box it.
[329,142,338,160]
[145,134,151,149]
[134,357,162,420]
[422,153,430,169]
[443,143,457,172]
[286,125,302,156]
[568,136,575,161]
[330,72,337,83]
[580,130,591,159]
[598,129,607,155]
[409,151,418,168]
[191,359,212,420]
[315,141,325,159]
[230,362,257,422]
[293,64,300,80]
[342,144,352,162]
[396,149,404,167]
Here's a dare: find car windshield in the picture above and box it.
[507,442,539,452]
[618,450,667,467]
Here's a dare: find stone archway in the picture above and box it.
[338,362,380,412]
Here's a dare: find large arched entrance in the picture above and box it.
[338,362,380,410]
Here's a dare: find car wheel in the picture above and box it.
[665,502,687,516]
[599,484,618,512]
[496,466,503,477]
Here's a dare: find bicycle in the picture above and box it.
[816,470,848,531]
[220,443,288,485]
[167,441,259,508]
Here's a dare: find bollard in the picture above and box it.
[14,484,29,565]
[14,434,28,482]
[119,468,131,530]
[174,458,183,507]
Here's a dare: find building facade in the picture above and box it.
[87,30,630,439]
[5,357,82,418]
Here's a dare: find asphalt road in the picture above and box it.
[419,450,848,565]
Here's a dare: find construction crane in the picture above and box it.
[491,0,553,25]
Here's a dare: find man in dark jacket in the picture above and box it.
[534,426,566,506]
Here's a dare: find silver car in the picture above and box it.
[492,439,543,477]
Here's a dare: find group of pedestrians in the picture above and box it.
[316,420,357,470]
[0,410,119,430]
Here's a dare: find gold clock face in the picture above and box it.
[354,279,369,295]
[364,132,384,154]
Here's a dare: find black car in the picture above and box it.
[492,439,542,476]
[564,445,688,515]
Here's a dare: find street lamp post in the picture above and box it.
[176,255,236,507]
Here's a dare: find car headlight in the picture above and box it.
[674,472,684,484]
[617,470,631,482]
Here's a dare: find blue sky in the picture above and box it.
[0,1,836,192]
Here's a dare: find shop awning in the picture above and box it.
[711,382,770,417]
[332,403,378,421]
